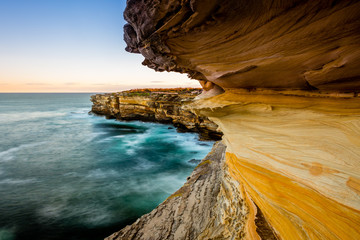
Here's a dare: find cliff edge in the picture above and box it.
[106,1,360,239]
[90,88,222,140]
[124,0,360,93]
[106,142,276,240]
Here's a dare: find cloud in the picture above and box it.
[64,82,78,85]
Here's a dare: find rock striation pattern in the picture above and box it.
[189,90,360,240]
[124,0,360,92]
[90,89,222,140]
[106,141,276,240]
[117,0,360,239]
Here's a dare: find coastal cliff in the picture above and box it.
[90,89,222,140]
[190,90,360,239]
[123,0,360,93]
[106,1,360,240]
[106,142,265,240]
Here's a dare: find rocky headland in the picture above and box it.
[105,1,360,240]
[90,88,222,140]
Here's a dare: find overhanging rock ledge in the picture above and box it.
[109,1,360,239]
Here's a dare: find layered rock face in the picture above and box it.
[90,89,222,140]
[116,1,360,240]
[124,0,360,92]
[191,90,360,239]
[107,142,254,240]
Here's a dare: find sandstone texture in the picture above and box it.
[106,142,276,240]
[90,89,222,140]
[190,90,360,240]
[110,1,360,239]
[124,0,360,92]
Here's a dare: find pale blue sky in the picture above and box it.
[0,0,197,92]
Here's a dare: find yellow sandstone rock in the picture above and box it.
[190,89,360,239]
[111,0,360,238]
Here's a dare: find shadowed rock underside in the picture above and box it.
[124,0,360,92]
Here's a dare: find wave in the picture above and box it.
[0,227,15,240]
[119,173,186,196]
[86,169,119,179]
[37,203,65,219]
[64,169,121,179]
[133,157,156,170]
[84,132,108,143]
[63,172,82,178]
[0,142,46,162]
[120,129,152,153]
[38,202,113,227]
[69,108,91,119]
[0,111,67,124]
[70,108,89,114]
[95,134,125,143]
[0,178,38,185]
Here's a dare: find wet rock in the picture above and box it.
[188,159,201,164]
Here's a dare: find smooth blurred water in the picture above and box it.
[0,93,213,240]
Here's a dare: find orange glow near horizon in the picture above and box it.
[0,1,200,93]
[0,49,200,93]
[0,69,200,93]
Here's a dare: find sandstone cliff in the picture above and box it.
[190,90,360,240]
[124,0,360,93]
[90,89,222,140]
[106,142,272,240]
[106,1,360,239]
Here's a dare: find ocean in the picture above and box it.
[0,93,213,240]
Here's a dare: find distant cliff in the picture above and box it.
[90,88,222,140]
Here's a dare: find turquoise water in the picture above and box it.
[0,93,213,240]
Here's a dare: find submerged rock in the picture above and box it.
[188,158,201,164]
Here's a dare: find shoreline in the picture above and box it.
[90,89,279,239]
[89,89,234,239]
[90,89,223,141]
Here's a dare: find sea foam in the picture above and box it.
[0,142,45,162]
[0,178,38,185]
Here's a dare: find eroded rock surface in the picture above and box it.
[190,90,360,239]
[90,89,222,140]
[113,1,360,239]
[124,0,360,92]
[106,142,275,240]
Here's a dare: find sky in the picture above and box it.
[0,0,199,92]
